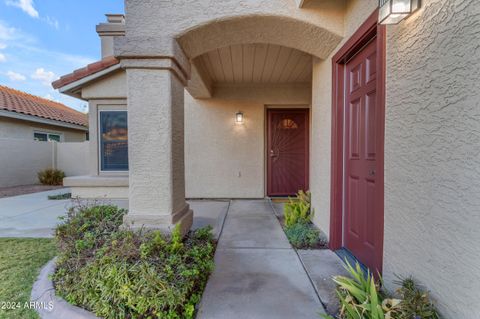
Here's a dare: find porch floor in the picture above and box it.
[197,199,327,318]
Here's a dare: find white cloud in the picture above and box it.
[43,93,59,102]
[0,20,35,45]
[0,22,16,41]
[6,71,26,81]
[44,16,59,30]
[5,1,60,29]
[0,53,5,62]
[31,68,57,86]
[0,21,92,68]
[5,0,39,18]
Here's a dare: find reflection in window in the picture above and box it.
[48,134,61,142]
[100,111,128,171]
[277,118,298,130]
[34,132,61,142]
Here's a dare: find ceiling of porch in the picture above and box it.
[193,43,313,85]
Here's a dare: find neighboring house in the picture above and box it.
[52,2,480,318]
[0,85,88,142]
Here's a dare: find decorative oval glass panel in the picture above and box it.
[277,118,298,130]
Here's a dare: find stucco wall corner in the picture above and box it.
[114,36,190,78]
[383,1,480,318]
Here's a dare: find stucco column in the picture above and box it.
[121,57,192,234]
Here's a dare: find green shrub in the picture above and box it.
[322,262,441,319]
[53,204,215,319]
[284,190,312,227]
[284,223,321,248]
[38,168,65,185]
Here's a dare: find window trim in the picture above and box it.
[98,110,128,173]
[33,130,63,142]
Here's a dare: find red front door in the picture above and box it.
[267,109,309,197]
[344,38,383,272]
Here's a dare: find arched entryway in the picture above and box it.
[118,13,343,235]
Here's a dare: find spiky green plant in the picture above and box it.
[322,261,402,319]
[284,190,313,227]
[394,277,441,319]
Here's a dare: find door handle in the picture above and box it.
[368,169,376,176]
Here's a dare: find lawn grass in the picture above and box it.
[0,238,56,319]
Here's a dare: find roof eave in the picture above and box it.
[0,109,88,131]
[56,64,122,98]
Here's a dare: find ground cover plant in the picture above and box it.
[53,204,216,319]
[0,238,56,319]
[322,261,441,319]
[284,222,322,248]
[37,169,65,186]
[47,192,71,200]
[282,190,326,248]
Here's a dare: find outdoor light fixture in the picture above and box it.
[235,111,244,125]
[379,0,420,24]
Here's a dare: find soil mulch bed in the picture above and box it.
[0,184,64,198]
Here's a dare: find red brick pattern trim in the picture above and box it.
[0,85,87,127]
[52,56,119,89]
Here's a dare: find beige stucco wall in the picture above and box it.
[310,0,378,236]
[0,138,53,187]
[0,117,86,142]
[66,176,129,199]
[382,1,480,318]
[122,0,345,61]
[125,0,345,38]
[82,70,127,100]
[0,139,88,187]
[185,84,311,198]
[56,142,89,177]
[66,84,311,200]
[310,0,480,317]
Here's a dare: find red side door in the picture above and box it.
[344,39,383,273]
[267,109,309,197]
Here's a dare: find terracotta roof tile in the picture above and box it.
[52,56,119,89]
[0,85,88,127]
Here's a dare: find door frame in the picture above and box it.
[329,9,386,272]
[266,107,310,197]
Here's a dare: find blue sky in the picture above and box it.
[0,0,124,112]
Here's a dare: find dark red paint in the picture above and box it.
[329,9,386,274]
[267,109,309,197]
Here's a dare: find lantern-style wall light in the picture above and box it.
[379,0,420,24]
[235,111,244,125]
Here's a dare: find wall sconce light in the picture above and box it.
[235,111,244,125]
[379,0,420,24]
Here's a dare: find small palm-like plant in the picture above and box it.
[322,261,402,319]
[394,277,441,319]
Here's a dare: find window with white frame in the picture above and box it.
[34,131,62,142]
[99,110,128,171]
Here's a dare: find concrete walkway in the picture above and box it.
[0,188,72,238]
[198,200,326,319]
[0,193,229,239]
